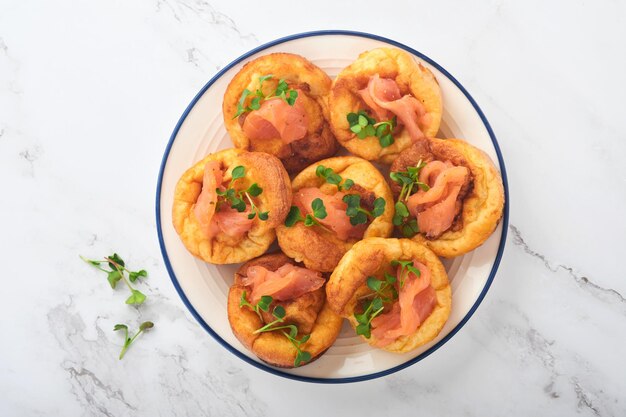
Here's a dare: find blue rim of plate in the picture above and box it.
[156,30,509,384]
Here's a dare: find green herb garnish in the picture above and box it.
[216,165,268,220]
[239,291,273,319]
[342,194,386,225]
[252,305,312,367]
[390,259,421,287]
[366,273,399,303]
[284,198,328,228]
[233,74,299,119]
[113,321,154,360]
[354,297,384,338]
[80,253,148,305]
[315,165,354,191]
[347,110,397,148]
[389,159,429,237]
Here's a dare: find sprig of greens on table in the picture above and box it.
[81,253,154,359]
[389,159,430,237]
[233,74,299,119]
[240,293,312,367]
[354,259,421,338]
[347,110,397,148]
[217,165,268,220]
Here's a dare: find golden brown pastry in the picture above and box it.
[329,47,442,163]
[223,53,338,173]
[172,148,291,264]
[326,237,451,353]
[388,138,504,258]
[228,252,343,368]
[276,156,394,272]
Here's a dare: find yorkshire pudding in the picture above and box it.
[227,252,343,368]
[329,47,442,164]
[172,148,291,264]
[326,237,451,353]
[389,138,504,258]
[223,53,338,173]
[276,156,394,272]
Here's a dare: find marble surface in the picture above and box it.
[1,0,624,415]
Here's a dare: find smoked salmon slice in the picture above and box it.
[242,94,308,144]
[242,263,325,303]
[407,161,469,238]
[293,187,367,240]
[193,160,222,236]
[371,261,436,346]
[358,75,428,141]
[193,160,253,239]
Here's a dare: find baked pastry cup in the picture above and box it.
[223,53,338,174]
[326,237,451,353]
[329,47,442,164]
[276,156,394,273]
[389,138,505,258]
[172,148,291,264]
[227,252,343,368]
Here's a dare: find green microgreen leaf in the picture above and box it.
[231,165,245,180]
[311,198,327,219]
[367,276,383,292]
[372,197,386,217]
[246,183,262,197]
[128,269,147,283]
[258,295,273,312]
[107,270,122,289]
[233,88,252,119]
[125,289,146,305]
[115,321,154,360]
[285,206,304,227]
[107,253,125,270]
[258,211,269,221]
[82,253,150,306]
[379,134,394,148]
[273,305,286,319]
[286,90,298,106]
[303,214,319,227]
[316,165,354,191]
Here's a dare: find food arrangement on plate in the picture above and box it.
[171,47,505,368]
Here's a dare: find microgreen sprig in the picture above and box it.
[233,74,299,119]
[239,291,273,320]
[342,194,386,225]
[315,165,354,191]
[389,160,430,237]
[354,297,384,339]
[252,305,312,367]
[284,198,328,228]
[113,321,154,360]
[391,259,421,287]
[80,253,148,305]
[366,273,399,303]
[216,166,268,220]
[347,110,397,148]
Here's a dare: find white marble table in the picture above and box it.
[1,1,624,415]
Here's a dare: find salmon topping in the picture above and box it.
[241,263,325,304]
[242,94,308,144]
[193,161,254,239]
[407,161,469,238]
[293,187,367,241]
[358,74,428,141]
[370,261,436,347]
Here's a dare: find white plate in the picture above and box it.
[156,31,509,383]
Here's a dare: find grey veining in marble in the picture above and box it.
[1,0,625,416]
